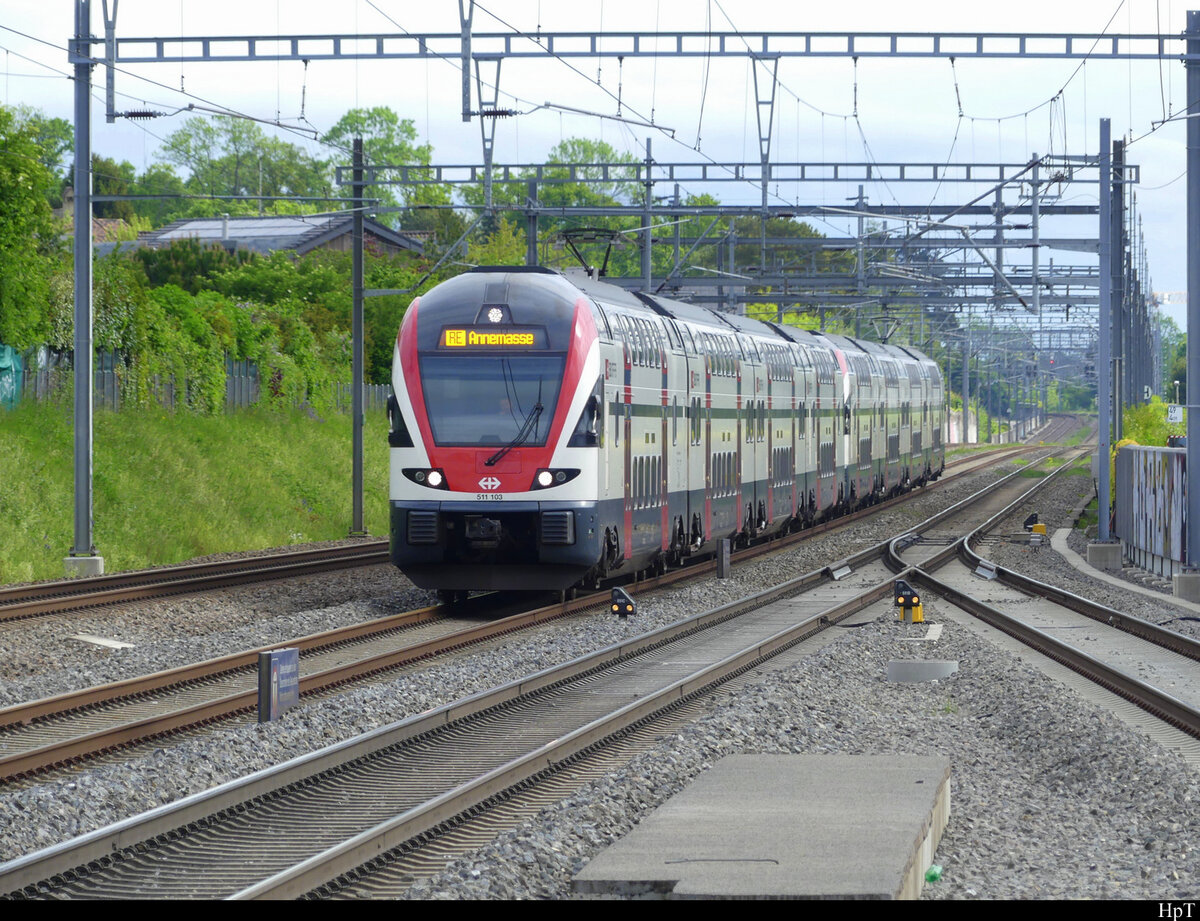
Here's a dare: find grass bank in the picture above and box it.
[0,402,389,584]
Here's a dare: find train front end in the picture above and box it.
[388,267,605,593]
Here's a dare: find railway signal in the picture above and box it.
[894,579,924,624]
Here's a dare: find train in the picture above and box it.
[387,266,945,598]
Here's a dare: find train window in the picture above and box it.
[648,319,663,367]
[593,301,612,339]
[680,325,694,355]
[672,396,679,446]
[418,354,566,447]
[615,315,629,363]
[664,319,682,351]
[613,399,621,447]
[568,387,603,447]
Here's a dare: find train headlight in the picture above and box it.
[402,468,449,490]
[530,468,580,490]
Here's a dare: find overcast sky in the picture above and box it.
[2,1,1193,325]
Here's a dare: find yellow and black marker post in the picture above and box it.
[894,579,924,624]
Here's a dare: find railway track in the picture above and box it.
[0,444,1041,783]
[0,443,1085,898]
[888,475,1200,744]
[0,542,390,623]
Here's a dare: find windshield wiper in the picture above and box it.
[485,401,544,467]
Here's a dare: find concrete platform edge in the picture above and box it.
[1051,530,1200,615]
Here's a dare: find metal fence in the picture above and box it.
[1114,445,1187,577]
[14,348,387,414]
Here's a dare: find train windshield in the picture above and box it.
[419,354,566,446]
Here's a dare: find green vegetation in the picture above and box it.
[1064,421,1094,447]
[1076,497,1100,534]
[1121,396,1185,448]
[1161,315,1185,403]
[0,402,388,584]
[0,106,61,348]
[945,444,1010,459]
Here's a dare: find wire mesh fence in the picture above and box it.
[14,349,388,414]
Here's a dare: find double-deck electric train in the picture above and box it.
[387,266,944,595]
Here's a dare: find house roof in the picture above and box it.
[142,214,425,255]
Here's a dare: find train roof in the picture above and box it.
[464,266,932,365]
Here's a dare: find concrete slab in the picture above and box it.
[1086,541,1122,571]
[1173,573,1200,603]
[573,754,951,899]
[63,555,104,578]
[887,660,958,682]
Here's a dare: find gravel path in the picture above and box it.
[3,448,1195,899]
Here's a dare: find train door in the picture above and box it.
[738,335,762,536]
[700,333,710,546]
[678,322,703,554]
[618,316,634,563]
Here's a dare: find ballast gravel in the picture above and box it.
[2,446,1196,899]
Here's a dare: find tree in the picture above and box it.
[323,106,466,243]
[1160,313,1186,402]
[90,154,137,222]
[0,105,60,347]
[12,105,72,183]
[459,137,642,271]
[158,115,329,207]
[129,163,187,227]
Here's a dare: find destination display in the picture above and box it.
[439,326,547,349]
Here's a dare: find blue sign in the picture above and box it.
[257,648,300,722]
